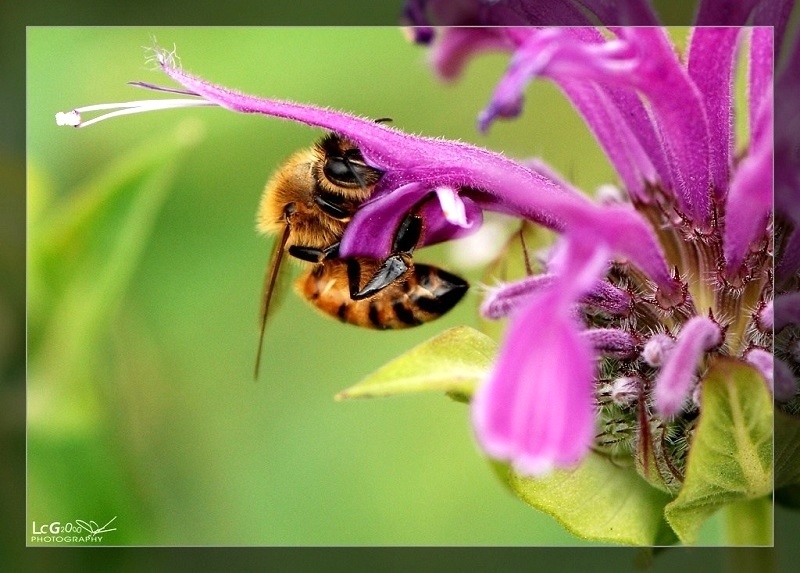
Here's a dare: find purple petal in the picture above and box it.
[481,274,631,320]
[723,92,773,275]
[472,292,595,473]
[687,27,741,199]
[558,202,679,300]
[745,348,797,401]
[429,28,514,80]
[696,0,792,49]
[479,27,713,225]
[581,279,632,316]
[583,328,639,359]
[748,27,774,142]
[774,292,800,333]
[745,348,798,402]
[774,32,800,269]
[694,0,761,26]
[480,275,557,320]
[654,316,723,416]
[472,238,609,474]
[339,182,483,259]
[751,0,793,49]
[613,28,712,226]
[777,228,800,284]
[573,0,659,25]
[773,357,799,402]
[155,52,677,294]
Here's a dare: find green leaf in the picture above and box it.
[664,359,773,545]
[335,326,497,400]
[507,452,675,545]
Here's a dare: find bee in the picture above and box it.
[254,131,469,375]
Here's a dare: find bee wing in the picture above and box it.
[254,224,291,379]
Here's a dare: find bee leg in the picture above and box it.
[288,245,327,263]
[391,213,423,253]
[347,255,411,301]
[349,213,422,300]
[314,194,352,220]
[288,242,341,264]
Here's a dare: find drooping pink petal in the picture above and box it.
[654,316,723,416]
[472,237,609,474]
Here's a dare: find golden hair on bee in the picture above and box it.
[253,131,468,378]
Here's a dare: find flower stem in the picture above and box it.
[722,496,773,546]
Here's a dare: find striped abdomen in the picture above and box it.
[297,257,468,329]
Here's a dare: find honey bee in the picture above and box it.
[254,131,469,376]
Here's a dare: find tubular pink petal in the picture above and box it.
[749,27,774,142]
[723,94,773,275]
[472,237,609,474]
[694,0,761,26]
[774,292,800,333]
[479,275,556,320]
[654,316,723,416]
[613,28,713,226]
[583,328,639,359]
[472,290,596,471]
[429,28,514,80]
[773,357,799,402]
[688,27,741,199]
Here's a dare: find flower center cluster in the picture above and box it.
[589,186,773,493]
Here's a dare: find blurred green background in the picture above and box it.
[26,27,724,547]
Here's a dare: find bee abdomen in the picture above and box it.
[297,260,468,329]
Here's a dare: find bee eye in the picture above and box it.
[323,156,360,186]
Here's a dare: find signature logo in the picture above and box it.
[31,516,117,543]
[74,516,117,535]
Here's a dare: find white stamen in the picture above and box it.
[55,98,216,128]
